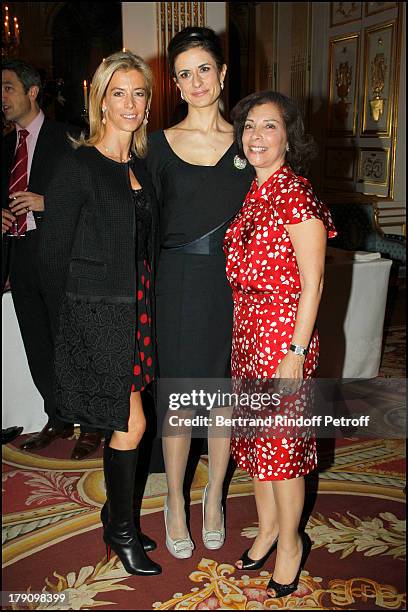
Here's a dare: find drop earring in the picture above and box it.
[102,107,107,125]
[180,90,185,101]
[143,108,150,126]
[286,143,290,152]
[220,81,224,90]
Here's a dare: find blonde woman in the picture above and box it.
[38,51,161,575]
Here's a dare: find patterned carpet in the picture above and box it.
[2,325,406,610]
[379,325,406,378]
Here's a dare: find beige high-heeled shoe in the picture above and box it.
[202,484,225,550]
[164,497,194,559]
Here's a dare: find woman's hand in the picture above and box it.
[274,352,304,396]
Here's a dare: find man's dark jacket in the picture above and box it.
[2,118,74,287]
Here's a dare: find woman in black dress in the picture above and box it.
[38,51,161,576]
[148,27,253,558]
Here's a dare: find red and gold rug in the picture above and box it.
[2,326,406,610]
[2,435,405,610]
[380,325,406,378]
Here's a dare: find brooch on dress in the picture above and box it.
[233,155,247,170]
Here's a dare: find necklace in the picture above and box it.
[103,146,132,163]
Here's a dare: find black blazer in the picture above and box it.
[37,145,160,432]
[38,145,159,299]
[2,118,75,286]
[2,118,75,224]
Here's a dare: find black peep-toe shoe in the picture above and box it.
[236,535,279,570]
[266,532,311,598]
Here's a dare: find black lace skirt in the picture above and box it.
[54,296,136,432]
[53,259,155,432]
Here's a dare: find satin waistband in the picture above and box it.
[162,221,229,255]
[233,290,301,304]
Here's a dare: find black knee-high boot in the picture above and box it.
[101,441,156,551]
[103,446,161,575]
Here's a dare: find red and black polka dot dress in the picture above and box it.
[224,165,337,480]
[132,189,154,392]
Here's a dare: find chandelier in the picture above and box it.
[2,5,21,59]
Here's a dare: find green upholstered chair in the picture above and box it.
[329,202,406,271]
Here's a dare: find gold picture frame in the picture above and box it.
[361,20,396,137]
[365,2,397,17]
[330,2,362,27]
[328,33,360,135]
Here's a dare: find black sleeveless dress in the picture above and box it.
[147,130,254,421]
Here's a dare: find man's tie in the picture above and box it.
[8,128,29,237]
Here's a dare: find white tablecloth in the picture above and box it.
[2,255,392,432]
[2,291,46,434]
[317,256,392,378]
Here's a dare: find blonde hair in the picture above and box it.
[72,51,153,158]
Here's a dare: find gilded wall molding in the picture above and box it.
[323,2,403,201]
[290,2,313,130]
[327,32,360,135]
[361,20,397,137]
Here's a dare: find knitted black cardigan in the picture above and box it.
[38,145,159,432]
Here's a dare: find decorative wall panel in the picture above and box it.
[365,2,397,18]
[290,2,312,130]
[361,20,396,137]
[328,33,360,135]
[357,148,390,187]
[330,2,362,27]
[320,2,402,202]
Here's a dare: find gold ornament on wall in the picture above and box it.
[334,61,352,121]
[369,51,387,121]
[357,148,390,188]
[361,20,397,138]
[363,154,383,180]
[328,33,360,135]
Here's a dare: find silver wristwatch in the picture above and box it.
[289,343,308,356]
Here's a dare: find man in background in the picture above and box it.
[2,60,103,459]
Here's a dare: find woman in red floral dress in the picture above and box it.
[224,91,336,598]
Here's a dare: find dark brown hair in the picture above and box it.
[168,27,225,77]
[3,59,42,98]
[231,90,317,175]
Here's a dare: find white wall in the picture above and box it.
[2,293,46,433]
[121,2,226,61]
[206,2,226,34]
[122,2,157,62]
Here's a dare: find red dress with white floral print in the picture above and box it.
[224,165,337,480]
